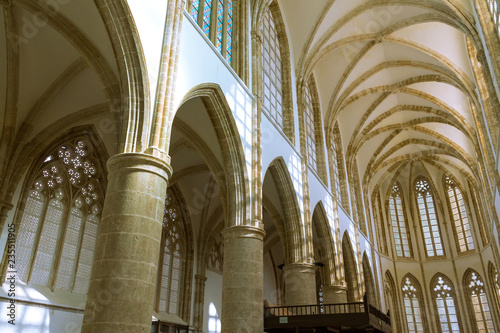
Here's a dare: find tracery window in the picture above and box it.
[415,177,444,257]
[157,188,185,315]
[261,7,283,128]
[402,275,424,333]
[15,138,103,294]
[487,0,500,36]
[189,0,233,63]
[432,274,461,333]
[465,270,495,333]
[444,177,474,253]
[490,263,500,312]
[389,183,411,258]
[304,83,317,170]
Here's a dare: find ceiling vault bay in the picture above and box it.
[0,1,120,202]
[280,0,498,205]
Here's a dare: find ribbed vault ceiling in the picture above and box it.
[280,0,482,195]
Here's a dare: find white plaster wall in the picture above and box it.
[0,302,83,333]
[203,270,223,333]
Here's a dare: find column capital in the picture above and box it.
[195,274,207,282]
[222,225,266,241]
[0,201,13,218]
[107,152,173,182]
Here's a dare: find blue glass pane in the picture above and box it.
[226,0,233,63]
[203,0,212,37]
[191,0,200,21]
[216,0,224,52]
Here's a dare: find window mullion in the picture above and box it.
[221,0,228,56]
[26,195,51,283]
[69,211,89,292]
[49,200,71,290]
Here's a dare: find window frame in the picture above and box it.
[414,176,445,258]
[443,176,475,254]
[388,182,412,258]
[431,273,462,333]
[10,132,106,296]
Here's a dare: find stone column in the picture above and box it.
[322,285,348,304]
[283,263,317,306]
[221,225,265,332]
[82,153,172,333]
[193,274,207,332]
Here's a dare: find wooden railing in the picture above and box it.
[264,301,365,317]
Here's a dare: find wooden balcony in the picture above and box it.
[264,295,391,333]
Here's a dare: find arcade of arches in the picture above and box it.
[0,0,500,332]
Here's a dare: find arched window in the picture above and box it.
[389,182,411,258]
[189,0,233,63]
[465,270,495,333]
[261,6,283,128]
[402,275,424,333]
[487,0,500,36]
[304,82,317,170]
[444,177,474,253]
[157,188,185,315]
[431,274,461,333]
[489,263,500,313]
[15,137,104,294]
[329,123,350,211]
[414,177,444,257]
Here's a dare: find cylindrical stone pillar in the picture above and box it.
[283,263,317,306]
[82,153,172,333]
[221,225,265,333]
[193,274,207,332]
[322,285,348,304]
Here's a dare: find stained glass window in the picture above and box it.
[415,177,444,257]
[402,275,424,333]
[304,84,317,170]
[226,0,233,63]
[389,183,411,257]
[191,0,200,22]
[466,270,495,333]
[215,0,224,52]
[444,177,474,253]
[202,0,212,38]
[261,7,283,128]
[432,275,461,333]
[14,138,103,294]
[158,188,185,315]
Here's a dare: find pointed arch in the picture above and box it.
[177,84,250,227]
[5,126,109,293]
[342,232,360,302]
[430,273,462,333]
[401,273,426,333]
[488,262,500,311]
[312,202,338,286]
[463,268,496,332]
[266,157,305,263]
[384,271,402,332]
[362,252,377,306]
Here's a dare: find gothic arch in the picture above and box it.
[362,252,377,306]
[342,231,360,302]
[177,83,250,228]
[94,0,149,153]
[312,202,338,286]
[384,270,402,332]
[266,157,306,264]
